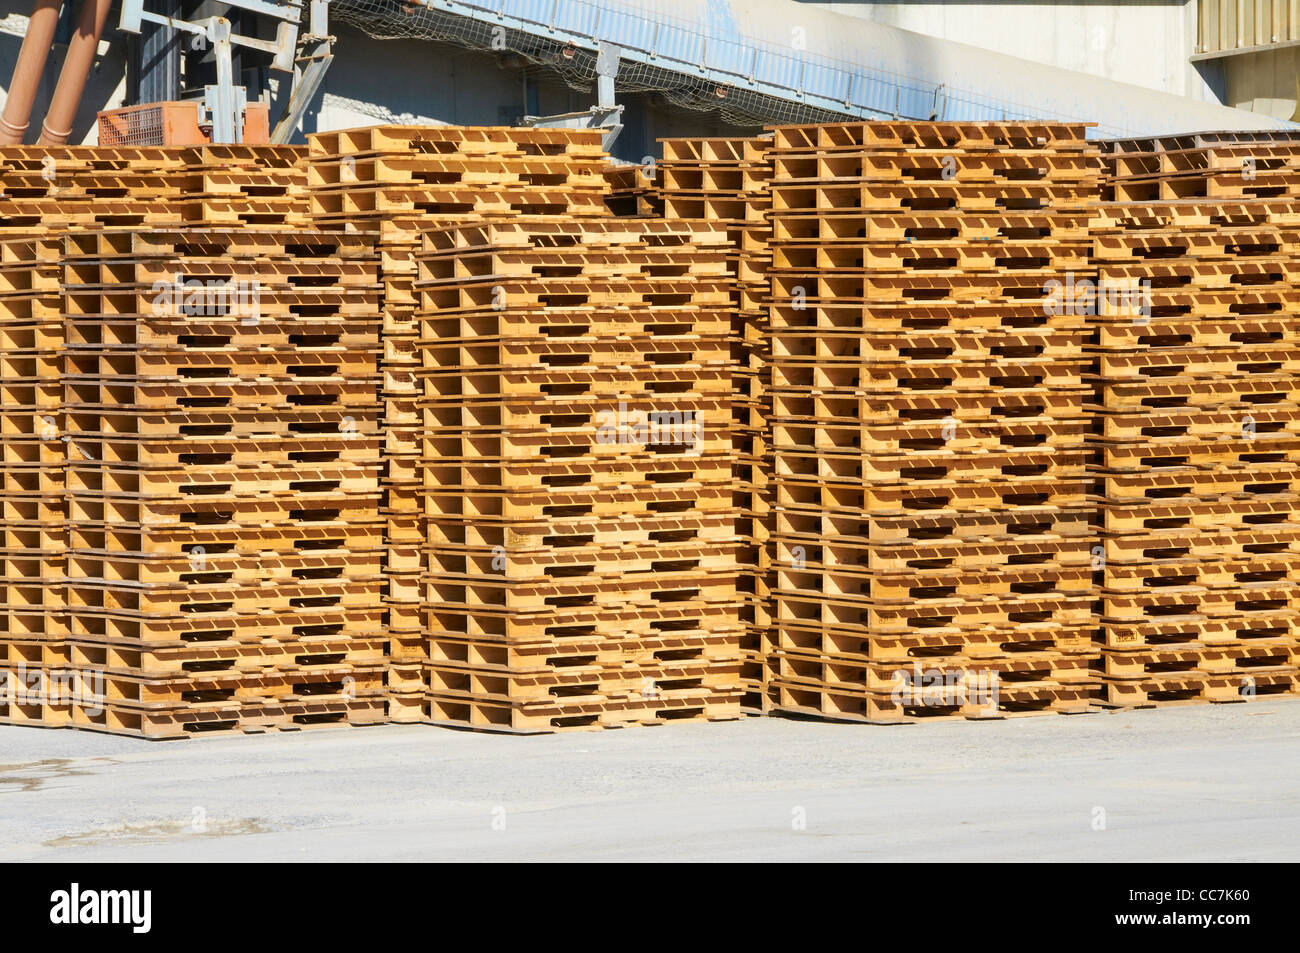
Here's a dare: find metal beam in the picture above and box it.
[271,48,334,142]
[136,0,182,103]
[1191,39,1300,62]
[271,0,334,143]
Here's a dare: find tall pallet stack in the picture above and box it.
[304,126,611,721]
[1091,131,1300,707]
[0,232,67,726]
[0,143,314,732]
[414,218,744,732]
[658,136,774,709]
[766,121,1099,722]
[56,227,388,737]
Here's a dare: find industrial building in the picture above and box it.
[1,0,1298,153]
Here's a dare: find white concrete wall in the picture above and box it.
[801,0,1220,103]
[1220,47,1300,120]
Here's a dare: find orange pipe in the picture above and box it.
[0,0,65,144]
[36,0,112,145]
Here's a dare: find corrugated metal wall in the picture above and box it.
[1198,0,1300,54]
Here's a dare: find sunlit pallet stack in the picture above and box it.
[180,144,310,228]
[766,121,1100,722]
[0,144,309,235]
[1091,131,1300,707]
[55,227,387,737]
[0,232,68,727]
[0,146,190,232]
[414,217,744,731]
[8,119,1300,738]
[658,135,775,710]
[305,125,611,720]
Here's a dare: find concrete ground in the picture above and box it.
[3,699,1298,862]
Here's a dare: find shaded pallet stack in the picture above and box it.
[658,135,774,710]
[1091,131,1300,708]
[57,227,387,737]
[766,121,1100,722]
[601,162,662,217]
[414,218,744,731]
[305,125,611,720]
[0,232,68,727]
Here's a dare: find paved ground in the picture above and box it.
[3,699,1298,861]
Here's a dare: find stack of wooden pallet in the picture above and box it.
[0,144,308,235]
[304,125,611,721]
[0,143,317,733]
[180,145,309,228]
[0,146,189,231]
[1091,131,1300,707]
[414,218,744,731]
[0,232,67,726]
[56,227,388,737]
[766,121,1099,722]
[601,162,662,217]
[658,136,774,709]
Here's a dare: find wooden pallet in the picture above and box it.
[770,679,1095,724]
[1101,640,1299,678]
[425,655,740,703]
[66,604,386,645]
[426,628,740,669]
[601,164,663,217]
[422,688,741,734]
[769,181,1092,215]
[67,634,388,677]
[1095,670,1297,707]
[776,648,1095,692]
[310,153,606,189]
[1098,496,1299,534]
[1101,582,1298,620]
[1090,198,1300,231]
[80,663,384,706]
[769,121,1094,154]
[1100,613,1296,649]
[59,696,387,738]
[306,124,606,160]
[1092,225,1300,261]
